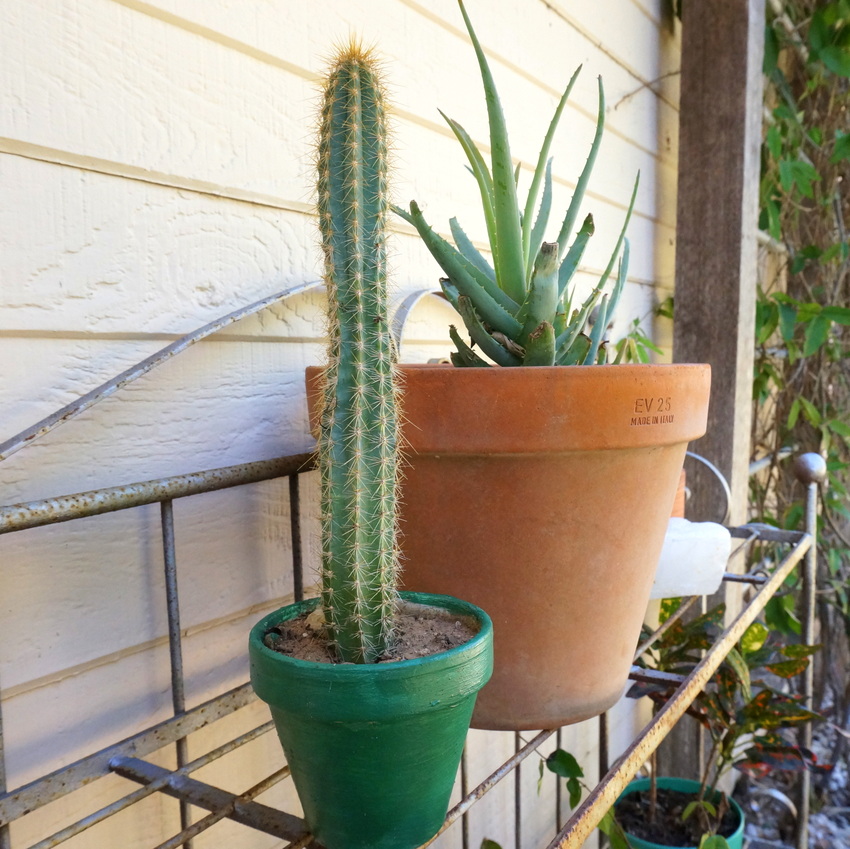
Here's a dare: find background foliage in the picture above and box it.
[753,0,850,785]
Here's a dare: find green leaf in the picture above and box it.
[724,647,752,701]
[820,45,850,77]
[799,396,822,426]
[765,594,802,636]
[831,130,850,163]
[437,112,497,253]
[766,657,810,678]
[526,158,554,280]
[404,201,522,335]
[567,776,582,809]
[778,301,797,342]
[456,295,523,367]
[457,0,526,303]
[778,159,820,199]
[557,214,595,299]
[782,642,821,659]
[554,75,606,262]
[598,809,632,849]
[741,621,769,655]
[522,65,582,276]
[821,305,850,325]
[546,749,584,780]
[803,313,831,356]
[787,397,801,430]
[481,840,503,849]
[450,218,496,282]
[699,836,731,849]
[764,24,780,75]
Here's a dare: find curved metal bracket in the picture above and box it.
[0,280,324,464]
[684,450,732,525]
[389,288,446,350]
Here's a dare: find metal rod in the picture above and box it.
[289,474,304,602]
[721,572,768,584]
[515,732,522,849]
[794,453,826,849]
[546,532,812,848]
[110,757,308,843]
[461,746,469,849]
[151,766,293,849]
[555,727,563,832]
[598,712,608,783]
[161,500,192,847]
[0,453,316,534]
[0,683,257,824]
[28,721,276,849]
[0,683,9,849]
[0,282,322,464]
[422,730,557,846]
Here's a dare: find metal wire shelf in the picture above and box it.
[0,452,820,849]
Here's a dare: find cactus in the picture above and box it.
[394,0,639,367]
[316,43,400,663]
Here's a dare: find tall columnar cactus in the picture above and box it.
[316,44,400,664]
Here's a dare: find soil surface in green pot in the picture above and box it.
[616,778,744,849]
[249,592,493,849]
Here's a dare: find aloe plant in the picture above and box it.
[316,43,400,663]
[394,0,639,367]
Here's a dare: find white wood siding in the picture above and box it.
[0,1,677,846]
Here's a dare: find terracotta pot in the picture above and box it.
[307,363,711,730]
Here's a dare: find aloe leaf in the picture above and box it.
[555,75,606,261]
[526,158,554,282]
[458,0,526,303]
[558,332,591,365]
[583,294,609,364]
[449,324,492,367]
[450,217,496,282]
[520,242,560,345]
[555,285,603,354]
[557,213,595,300]
[407,201,522,336]
[605,238,630,322]
[440,111,497,253]
[522,321,556,365]
[523,64,582,271]
[457,295,523,366]
[595,172,640,294]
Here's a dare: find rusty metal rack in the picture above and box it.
[0,451,821,849]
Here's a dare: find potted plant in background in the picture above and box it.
[612,600,825,849]
[390,0,711,730]
[249,43,493,849]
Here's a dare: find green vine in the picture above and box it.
[753,0,850,777]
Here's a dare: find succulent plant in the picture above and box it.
[394,0,639,367]
[316,43,400,663]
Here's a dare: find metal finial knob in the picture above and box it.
[793,453,827,485]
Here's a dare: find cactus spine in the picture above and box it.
[316,44,400,664]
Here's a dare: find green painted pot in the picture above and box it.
[615,777,745,849]
[249,591,493,849]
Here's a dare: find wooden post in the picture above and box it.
[659,0,766,780]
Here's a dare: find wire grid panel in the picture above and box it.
[0,455,813,849]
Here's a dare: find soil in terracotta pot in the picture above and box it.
[262,600,479,663]
[616,787,740,847]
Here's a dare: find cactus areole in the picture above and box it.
[317,45,401,664]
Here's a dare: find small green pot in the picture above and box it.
[249,591,493,849]
[615,777,745,849]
